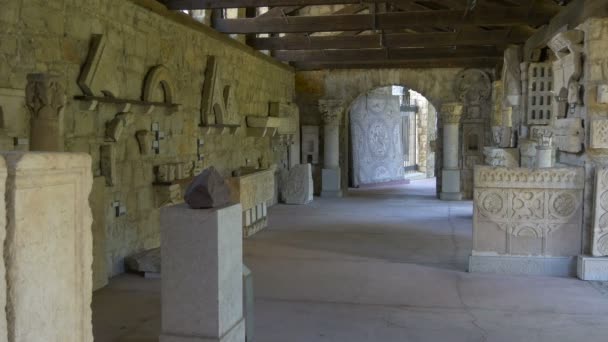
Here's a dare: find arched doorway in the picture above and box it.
[344,85,437,190]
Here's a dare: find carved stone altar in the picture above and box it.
[470,166,584,277]
[227,166,276,237]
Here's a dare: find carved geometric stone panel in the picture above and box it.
[474,166,584,257]
[590,119,608,149]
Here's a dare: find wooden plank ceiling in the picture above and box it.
[160,0,565,70]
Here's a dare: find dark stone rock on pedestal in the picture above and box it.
[184,166,232,209]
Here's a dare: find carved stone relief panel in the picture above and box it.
[474,166,584,257]
[598,85,608,104]
[526,63,554,125]
[462,123,485,199]
[592,167,608,256]
[552,117,583,153]
[590,119,608,149]
[350,95,403,186]
[548,29,584,116]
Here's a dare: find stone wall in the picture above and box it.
[0,0,294,282]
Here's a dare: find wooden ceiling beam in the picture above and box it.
[250,27,532,50]
[164,0,392,10]
[213,6,557,33]
[293,57,501,70]
[273,46,503,62]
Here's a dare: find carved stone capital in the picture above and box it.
[318,99,343,125]
[440,102,464,124]
[25,73,66,119]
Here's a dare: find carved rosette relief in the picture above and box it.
[474,166,584,256]
[319,99,343,126]
[592,168,608,256]
[440,102,464,124]
[26,73,66,151]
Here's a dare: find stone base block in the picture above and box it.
[469,254,576,277]
[440,192,462,201]
[322,168,342,198]
[160,319,245,342]
[577,255,608,281]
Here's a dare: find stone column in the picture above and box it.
[319,99,343,197]
[160,203,245,342]
[535,129,554,168]
[440,102,464,201]
[2,152,93,342]
[26,74,66,151]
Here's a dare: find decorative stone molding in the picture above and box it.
[142,65,176,105]
[474,166,584,189]
[440,102,464,124]
[598,84,608,104]
[26,73,66,151]
[318,99,343,125]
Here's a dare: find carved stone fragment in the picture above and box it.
[201,56,239,126]
[142,65,176,104]
[135,130,153,155]
[590,119,608,149]
[281,164,313,205]
[26,74,66,151]
[184,167,232,209]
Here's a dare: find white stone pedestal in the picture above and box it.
[440,169,462,201]
[2,152,94,342]
[577,255,608,281]
[321,168,342,197]
[160,203,245,342]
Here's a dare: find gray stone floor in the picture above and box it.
[93,179,608,341]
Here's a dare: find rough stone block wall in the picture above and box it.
[0,0,294,279]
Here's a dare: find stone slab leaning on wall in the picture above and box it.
[2,152,93,342]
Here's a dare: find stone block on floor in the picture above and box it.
[281,163,313,205]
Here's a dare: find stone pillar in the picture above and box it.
[0,156,6,342]
[2,152,93,342]
[319,99,343,197]
[440,102,464,201]
[535,130,554,168]
[160,203,245,342]
[26,74,66,151]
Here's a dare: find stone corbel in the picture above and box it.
[246,116,280,137]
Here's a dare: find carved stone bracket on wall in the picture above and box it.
[246,116,280,137]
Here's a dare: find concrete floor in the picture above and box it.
[93,179,608,342]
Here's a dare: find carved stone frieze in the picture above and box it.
[474,165,584,256]
[474,166,584,189]
[26,73,66,151]
[318,99,343,125]
[592,167,608,256]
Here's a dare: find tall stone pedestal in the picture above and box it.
[2,152,93,342]
[440,169,462,201]
[321,168,342,198]
[160,203,245,342]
